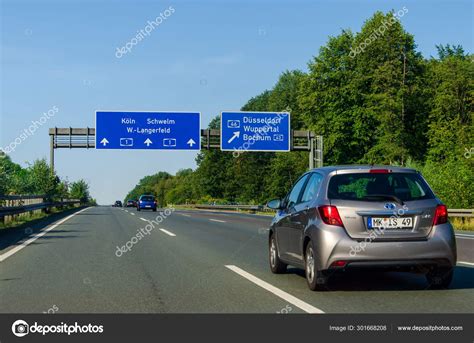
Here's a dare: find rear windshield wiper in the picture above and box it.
[362,194,404,205]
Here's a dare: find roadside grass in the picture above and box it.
[451,217,474,232]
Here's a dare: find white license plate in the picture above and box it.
[368,217,413,229]
[145,205,151,208]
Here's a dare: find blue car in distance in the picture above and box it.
[137,195,158,212]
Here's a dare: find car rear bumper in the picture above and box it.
[330,259,452,272]
[138,204,156,209]
[311,223,457,271]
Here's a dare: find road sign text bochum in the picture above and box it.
[220,111,290,152]
[95,111,201,150]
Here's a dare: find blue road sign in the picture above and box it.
[95,111,201,150]
[220,111,290,152]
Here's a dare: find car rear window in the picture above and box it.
[328,172,435,201]
[141,196,154,201]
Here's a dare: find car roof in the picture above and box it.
[309,165,418,174]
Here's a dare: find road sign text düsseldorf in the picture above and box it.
[220,111,290,152]
[96,111,200,150]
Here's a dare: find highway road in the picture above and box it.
[0,206,473,313]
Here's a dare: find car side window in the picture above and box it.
[300,173,323,203]
[286,175,309,209]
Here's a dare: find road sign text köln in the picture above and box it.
[96,111,201,150]
[220,111,290,152]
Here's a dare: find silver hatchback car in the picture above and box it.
[267,166,457,291]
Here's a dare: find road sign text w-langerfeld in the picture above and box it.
[95,111,201,150]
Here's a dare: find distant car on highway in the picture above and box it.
[137,195,157,212]
[266,166,456,291]
[126,199,137,207]
[113,200,122,207]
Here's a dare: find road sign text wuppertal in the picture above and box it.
[220,111,290,152]
[96,111,201,150]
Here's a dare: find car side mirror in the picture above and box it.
[267,199,283,210]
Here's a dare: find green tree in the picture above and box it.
[265,151,308,199]
[420,46,474,207]
[425,46,473,162]
[355,11,427,164]
[28,159,59,197]
[70,179,90,201]
[268,70,306,129]
[194,116,234,200]
[299,11,428,165]
[165,169,197,204]
[298,29,362,164]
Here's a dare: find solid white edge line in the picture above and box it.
[225,265,324,314]
[179,214,191,217]
[210,219,226,223]
[159,228,176,237]
[458,261,474,266]
[0,207,90,263]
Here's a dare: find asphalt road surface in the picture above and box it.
[1,206,473,313]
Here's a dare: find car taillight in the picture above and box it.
[370,169,390,173]
[318,206,344,227]
[433,204,448,225]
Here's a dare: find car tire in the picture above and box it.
[305,242,328,291]
[153,208,157,212]
[137,207,141,211]
[269,234,287,274]
[426,267,453,289]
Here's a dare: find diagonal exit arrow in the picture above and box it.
[227,131,240,144]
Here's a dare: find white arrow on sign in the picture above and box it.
[187,139,196,147]
[144,138,153,147]
[100,138,109,146]
[227,131,240,144]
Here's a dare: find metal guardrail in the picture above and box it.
[178,205,473,217]
[175,204,271,214]
[448,209,473,218]
[0,195,82,219]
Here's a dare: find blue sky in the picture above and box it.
[1,0,472,204]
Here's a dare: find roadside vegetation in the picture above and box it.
[125,11,472,211]
[0,156,96,229]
